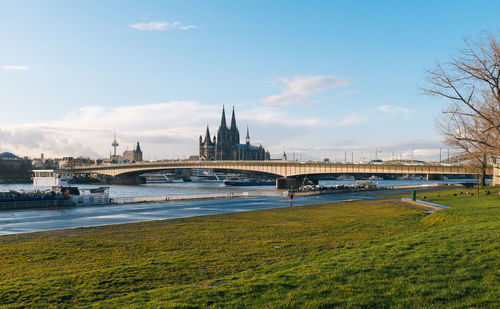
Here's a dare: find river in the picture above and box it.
[0,178,475,235]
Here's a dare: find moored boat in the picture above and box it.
[337,174,355,180]
[32,169,111,206]
[54,186,110,205]
[189,169,223,183]
[144,173,184,183]
[0,189,70,210]
[32,169,73,186]
[223,177,275,186]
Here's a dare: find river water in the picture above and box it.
[0,179,474,235]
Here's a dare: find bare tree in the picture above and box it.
[424,32,500,184]
[436,104,496,185]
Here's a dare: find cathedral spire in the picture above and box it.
[230,106,237,130]
[245,125,250,145]
[205,125,212,143]
[220,105,227,129]
[229,106,240,144]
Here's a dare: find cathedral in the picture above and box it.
[199,106,270,161]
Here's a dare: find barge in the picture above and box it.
[223,177,275,186]
[0,186,111,210]
[0,189,71,210]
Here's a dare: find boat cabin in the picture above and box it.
[33,169,73,187]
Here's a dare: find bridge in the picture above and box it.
[71,161,497,187]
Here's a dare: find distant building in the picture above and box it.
[0,152,32,183]
[32,153,60,169]
[488,155,499,165]
[199,106,270,161]
[282,150,287,161]
[122,142,143,163]
[491,155,500,186]
[58,157,95,168]
[108,155,124,164]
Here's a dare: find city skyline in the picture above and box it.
[1,1,500,161]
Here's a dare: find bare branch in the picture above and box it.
[423,31,500,158]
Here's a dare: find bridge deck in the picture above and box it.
[71,161,493,179]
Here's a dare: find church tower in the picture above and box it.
[245,126,250,146]
[198,106,270,161]
[199,125,215,160]
[216,106,233,160]
[229,106,240,145]
[134,142,143,162]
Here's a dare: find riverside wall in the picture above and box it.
[111,192,250,204]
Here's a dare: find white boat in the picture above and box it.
[190,169,223,183]
[189,175,221,183]
[144,173,184,183]
[165,177,183,183]
[33,170,110,205]
[403,175,424,180]
[54,186,110,205]
[32,169,72,186]
[223,176,275,186]
[368,175,383,180]
[337,174,355,180]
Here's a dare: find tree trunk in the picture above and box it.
[481,165,486,187]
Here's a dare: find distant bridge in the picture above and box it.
[71,161,496,186]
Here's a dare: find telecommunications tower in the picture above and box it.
[111,132,119,156]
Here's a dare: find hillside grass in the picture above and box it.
[0,187,498,308]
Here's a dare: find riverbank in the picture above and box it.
[291,183,460,197]
[0,186,453,235]
[0,187,498,307]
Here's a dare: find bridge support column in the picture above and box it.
[426,174,443,181]
[103,176,146,185]
[276,177,318,190]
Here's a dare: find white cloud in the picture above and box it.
[334,114,367,127]
[130,21,198,31]
[0,99,440,161]
[0,102,328,159]
[378,105,415,118]
[0,101,212,159]
[239,107,323,127]
[275,139,446,162]
[178,25,197,30]
[3,65,29,71]
[261,75,350,106]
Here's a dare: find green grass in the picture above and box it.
[0,188,498,308]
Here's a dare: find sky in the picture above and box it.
[1,0,500,162]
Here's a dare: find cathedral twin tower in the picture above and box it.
[199,106,270,161]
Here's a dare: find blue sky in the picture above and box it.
[1,0,499,161]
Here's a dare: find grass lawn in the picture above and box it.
[0,188,498,308]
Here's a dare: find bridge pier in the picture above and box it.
[426,174,443,181]
[276,177,318,190]
[103,176,146,185]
